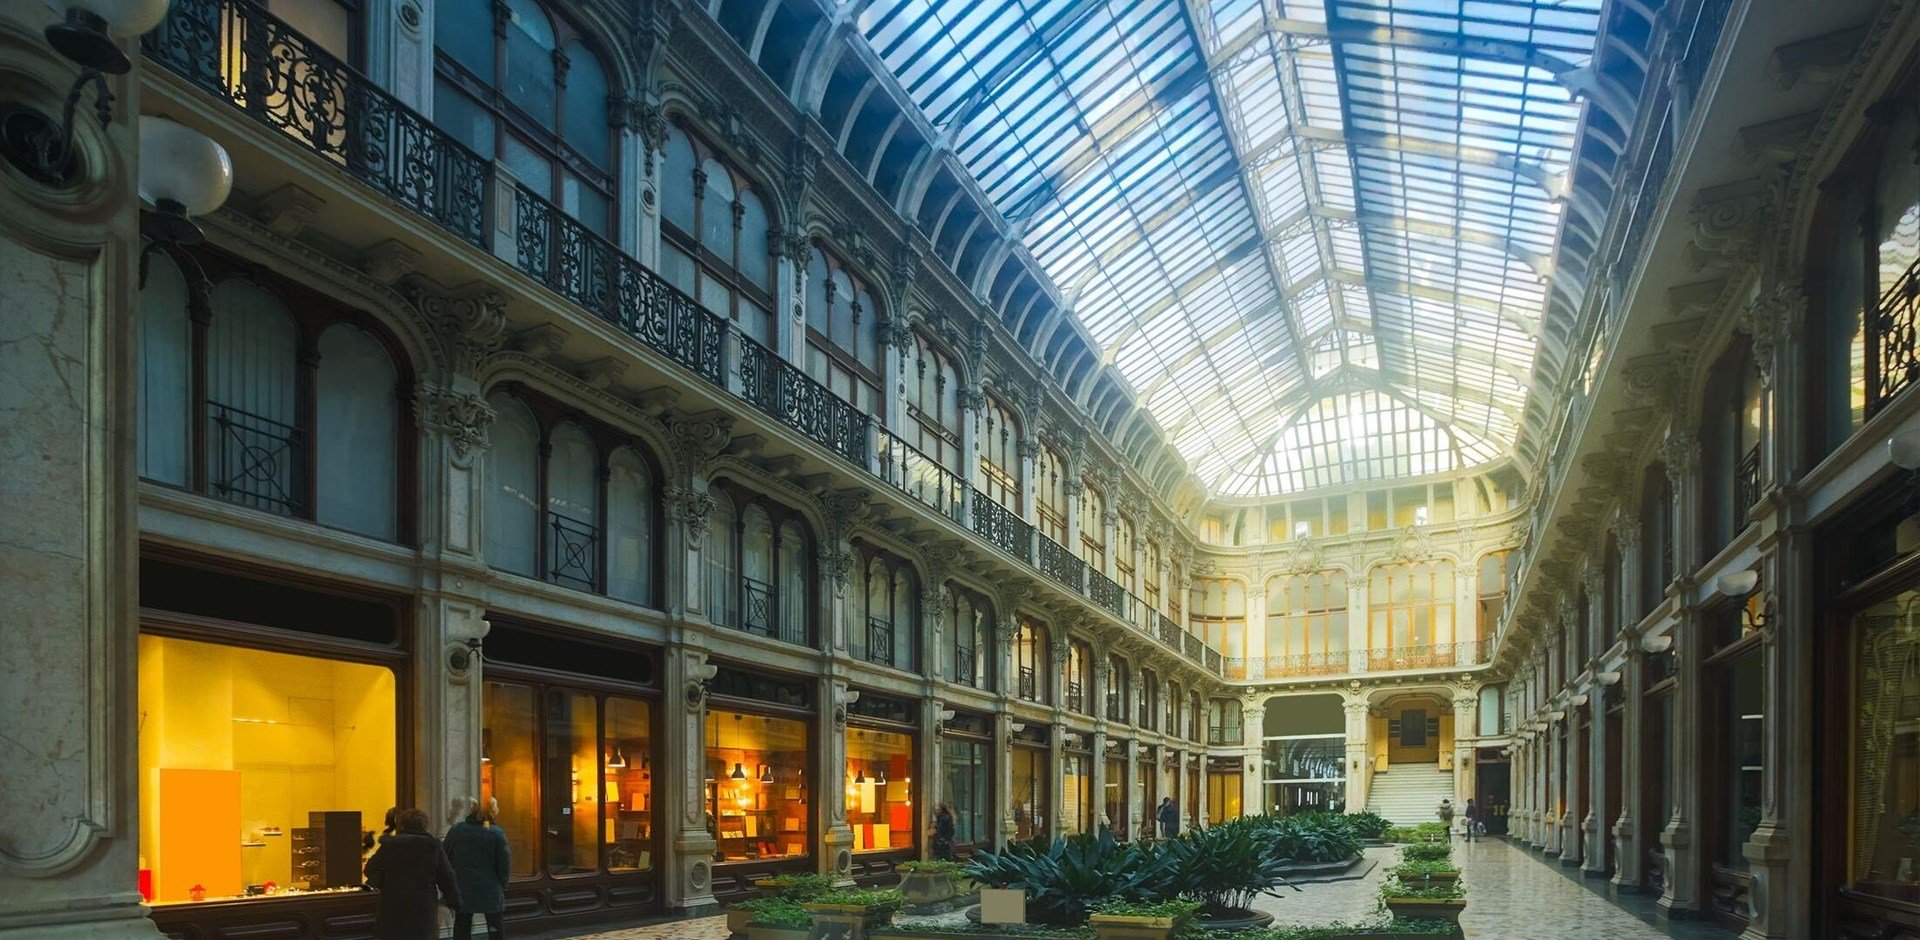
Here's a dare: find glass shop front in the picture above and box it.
[846,691,920,882]
[940,712,994,854]
[1010,724,1051,841]
[136,555,407,940]
[478,619,663,927]
[704,667,816,900]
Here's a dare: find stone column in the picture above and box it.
[1454,568,1478,663]
[667,650,719,912]
[1343,697,1371,812]
[361,0,433,112]
[994,714,1017,846]
[958,388,985,527]
[922,700,944,861]
[1660,429,1703,917]
[822,681,856,885]
[632,107,669,269]
[1612,653,1644,891]
[1560,709,1583,866]
[1451,692,1475,805]
[1348,577,1371,673]
[1050,726,1070,840]
[1513,736,1530,842]
[1543,717,1560,853]
[1583,687,1608,876]
[1241,697,1264,816]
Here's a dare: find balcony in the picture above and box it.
[1036,536,1085,590]
[1088,572,1129,620]
[1207,724,1242,747]
[206,400,303,517]
[1734,445,1761,516]
[953,647,976,687]
[545,510,598,592]
[1017,666,1038,702]
[1225,638,1494,681]
[1870,255,1920,417]
[874,429,964,523]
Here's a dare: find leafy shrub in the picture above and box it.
[1381,881,1464,901]
[899,860,965,874]
[871,924,1096,938]
[737,897,811,927]
[1092,897,1203,924]
[964,831,1177,925]
[1399,842,1452,863]
[1160,819,1296,915]
[1261,813,1363,864]
[761,872,835,900]
[1230,919,1457,939]
[1344,812,1391,839]
[1385,858,1457,879]
[808,888,907,912]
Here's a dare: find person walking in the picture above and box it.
[444,797,511,939]
[1436,798,1456,840]
[1156,797,1179,839]
[931,803,956,860]
[364,808,460,940]
[1462,799,1480,843]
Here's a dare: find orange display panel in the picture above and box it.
[155,768,242,903]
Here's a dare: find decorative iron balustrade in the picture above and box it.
[1036,535,1084,590]
[206,401,304,516]
[1226,651,1351,680]
[1088,572,1128,619]
[1017,666,1038,701]
[1203,648,1222,674]
[1734,445,1761,515]
[513,187,727,387]
[146,0,488,245]
[953,647,976,687]
[741,576,775,638]
[1207,725,1241,747]
[1181,633,1203,660]
[1156,614,1181,647]
[1105,692,1123,723]
[1869,255,1920,417]
[874,428,964,522]
[546,510,598,591]
[865,617,896,667]
[970,490,1030,560]
[1366,643,1472,672]
[1065,682,1085,714]
[739,337,869,465]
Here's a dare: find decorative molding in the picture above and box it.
[1685,179,1773,272]
[665,486,716,550]
[418,387,495,463]
[665,410,734,474]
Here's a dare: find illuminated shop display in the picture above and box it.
[845,728,914,853]
[137,635,397,905]
[706,710,809,861]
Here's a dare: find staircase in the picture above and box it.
[1364,767,1456,827]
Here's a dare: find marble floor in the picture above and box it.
[538,837,1742,940]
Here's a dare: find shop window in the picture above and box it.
[137,635,397,905]
[803,245,884,415]
[977,394,1022,513]
[847,728,915,853]
[661,125,775,342]
[1847,596,1920,900]
[853,547,917,671]
[480,680,656,881]
[1013,619,1049,703]
[941,734,991,847]
[481,389,660,603]
[1010,743,1049,841]
[433,0,613,235]
[1206,769,1242,824]
[137,254,407,540]
[707,710,809,862]
[1103,751,1127,839]
[1062,752,1093,835]
[1187,767,1201,829]
[704,487,813,646]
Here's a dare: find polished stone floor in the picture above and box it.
[543,837,1741,940]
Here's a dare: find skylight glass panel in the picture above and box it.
[852,0,1605,496]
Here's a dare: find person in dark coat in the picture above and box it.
[443,797,511,939]
[1156,797,1180,838]
[931,803,956,860]
[364,807,461,940]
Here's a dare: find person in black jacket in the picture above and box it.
[364,808,461,940]
[931,803,956,860]
[1156,797,1180,839]
[443,797,511,939]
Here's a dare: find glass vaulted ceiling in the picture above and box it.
[855,0,1602,497]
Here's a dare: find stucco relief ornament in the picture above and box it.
[415,287,507,377]
[820,546,855,599]
[665,410,733,473]
[419,389,495,463]
[1277,537,1323,575]
[1392,524,1435,563]
[1739,279,1806,389]
[664,487,716,550]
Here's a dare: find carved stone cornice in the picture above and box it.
[821,489,873,543]
[820,544,855,599]
[1686,179,1772,272]
[665,410,734,475]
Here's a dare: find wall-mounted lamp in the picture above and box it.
[1640,634,1673,654]
[137,115,230,246]
[1717,570,1759,598]
[1596,671,1622,686]
[1546,710,1565,720]
[2,0,173,186]
[1569,694,1588,707]
[1889,432,1920,471]
[1716,570,1772,633]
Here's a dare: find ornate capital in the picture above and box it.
[957,387,987,414]
[665,410,733,473]
[1739,279,1806,388]
[820,545,855,599]
[780,229,813,263]
[664,487,716,550]
[415,286,507,378]
[418,387,495,463]
[1658,427,1701,485]
[1580,565,1605,600]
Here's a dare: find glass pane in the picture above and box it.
[434,79,496,160]
[434,0,493,84]
[1103,756,1125,839]
[503,133,551,199]
[544,689,597,876]
[484,393,540,577]
[269,0,352,65]
[847,728,915,853]
[1010,747,1048,841]
[1848,597,1920,898]
[707,710,809,861]
[561,41,610,169]
[603,697,653,872]
[941,739,989,846]
[1720,652,1764,870]
[1062,754,1091,835]
[139,251,191,486]
[137,635,396,904]
[314,325,397,540]
[502,0,556,128]
[482,681,538,877]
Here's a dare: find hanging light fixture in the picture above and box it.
[608,745,628,769]
[876,767,888,786]
[730,762,747,781]
[759,764,774,784]
[854,767,866,784]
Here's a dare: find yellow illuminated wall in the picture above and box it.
[138,635,396,904]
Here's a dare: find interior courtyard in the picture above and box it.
[1,0,1917,937]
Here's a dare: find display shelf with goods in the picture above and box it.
[847,727,916,853]
[708,709,811,861]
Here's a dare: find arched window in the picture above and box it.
[1367,561,1456,669]
[1263,571,1348,674]
[853,547,917,671]
[977,393,1022,512]
[433,0,614,235]
[1106,655,1129,723]
[1139,668,1159,731]
[1189,579,1245,656]
[1701,341,1764,554]
[704,486,812,646]
[1014,619,1048,703]
[1065,639,1093,715]
[482,389,663,605]
[802,246,885,415]
[1476,551,1510,641]
[1169,556,1186,623]
[1143,537,1163,614]
[1035,443,1069,544]
[137,250,412,539]
[315,325,398,539]
[1189,689,1203,741]
[138,252,191,487]
[904,332,962,472]
[1639,465,1673,616]
[606,446,655,604]
[1078,483,1106,570]
[485,393,541,577]
[947,585,992,688]
[659,125,775,342]
[1115,513,1138,594]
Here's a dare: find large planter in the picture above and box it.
[1395,869,1459,884]
[1089,912,1179,940]
[726,907,756,935]
[897,871,957,907]
[747,926,809,940]
[1195,908,1275,932]
[1383,897,1466,923]
[803,901,897,939]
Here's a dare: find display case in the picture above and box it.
[291,811,363,890]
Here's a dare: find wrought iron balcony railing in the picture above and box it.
[1734,445,1761,517]
[206,401,304,517]
[1366,642,1477,673]
[1065,682,1085,714]
[739,336,869,465]
[874,428,964,522]
[1017,666,1038,702]
[953,647,976,687]
[546,510,599,591]
[1105,692,1123,723]
[1870,255,1920,417]
[864,617,897,668]
[1036,535,1084,590]
[970,491,1030,560]
[145,0,488,245]
[1088,572,1129,620]
[1207,725,1241,747]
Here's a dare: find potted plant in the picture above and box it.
[803,888,907,938]
[1088,899,1201,940]
[964,832,1175,926]
[740,898,812,940]
[732,874,837,935]
[1386,858,1459,884]
[1380,881,1465,924]
[897,860,965,907]
[1345,812,1392,842]
[1160,819,1293,930]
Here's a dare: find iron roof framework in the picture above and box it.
[854,0,1604,497]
